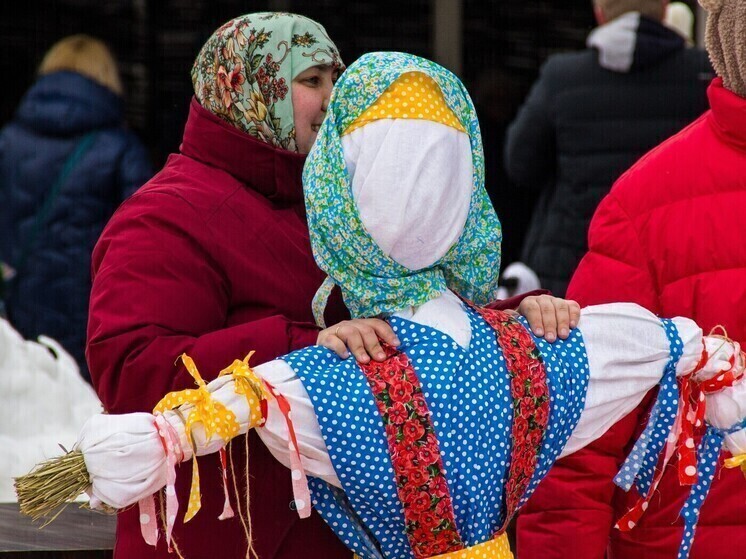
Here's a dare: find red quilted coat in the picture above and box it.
[516,78,746,559]
[87,99,352,559]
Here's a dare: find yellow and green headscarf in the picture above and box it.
[304,52,502,324]
[192,12,343,151]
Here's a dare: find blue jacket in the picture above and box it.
[0,71,152,381]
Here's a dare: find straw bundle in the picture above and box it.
[14,450,91,524]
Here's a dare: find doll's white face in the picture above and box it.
[341,119,473,270]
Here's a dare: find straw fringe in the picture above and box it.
[14,450,91,525]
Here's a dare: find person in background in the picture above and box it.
[505,0,711,296]
[473,69,533,267]
[516,1,746,558]
[0,34,152,382]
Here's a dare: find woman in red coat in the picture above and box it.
[87,14,360,559]
[88,13,575,559]
[516,1,746,558]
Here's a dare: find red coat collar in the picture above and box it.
[708,77,746,151]
[179,97,307,205]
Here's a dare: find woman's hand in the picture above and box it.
[515,294,581,342]
[317,318,401,363]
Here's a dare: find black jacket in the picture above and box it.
[0,71,152,380]
[505,13,712,296]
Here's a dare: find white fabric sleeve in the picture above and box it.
[701,342,746,455]
[707,378,746,455]
[561,303,704,457]
[77,359,339,511]
[79,413,167,510]
[254,360,341,487]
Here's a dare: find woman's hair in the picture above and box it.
[38,34,123,96]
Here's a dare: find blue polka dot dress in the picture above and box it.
[283,304,590,558]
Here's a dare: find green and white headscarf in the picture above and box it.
[304,52,502,324]
[192,12,343,151]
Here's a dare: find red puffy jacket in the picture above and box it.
[516,78,746,559]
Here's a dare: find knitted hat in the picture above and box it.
[701,0,746,97]
[594,0,667,22]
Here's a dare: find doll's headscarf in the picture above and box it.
[192,12,343,151]
[304,52,502,324]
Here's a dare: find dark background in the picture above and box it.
[0,0,699,263]
[0,0,601,163]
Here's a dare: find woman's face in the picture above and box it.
[292,65,338,154]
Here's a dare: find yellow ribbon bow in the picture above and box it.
[218,351,268,428]
[154,354,241,522]
[724,453,746,478]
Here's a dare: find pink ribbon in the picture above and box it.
[263,380,312,519]
[144,413,185,551]
[138,493,158,547]
[217,447,235,520]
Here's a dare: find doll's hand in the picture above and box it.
[317,319,400,363]
[516,295,580,342]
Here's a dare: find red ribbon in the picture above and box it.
[676,348,741,485]
[262,380,312,519]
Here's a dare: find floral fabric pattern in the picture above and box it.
[304,52,502,320]
[359,344,464,559]
[474,306,550,530]
[192,12,342,151]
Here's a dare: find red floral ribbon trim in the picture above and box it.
[474,307,550,532]
[359,345,464,559]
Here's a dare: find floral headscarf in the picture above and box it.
[192,12,343,151]
[304,52,502,324]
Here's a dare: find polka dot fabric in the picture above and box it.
[343,72,466,135]
[606,318,726,559]
[431,534,512,558]
[285,341,412,558]
[512,316,590,512]
[285,306,512,558]
[677,428,723,559]
[614,319,683,495]
[675,417,746,558]
[283,304,592,558]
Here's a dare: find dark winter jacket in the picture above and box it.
[505,13,711,296]
[0,71,152,380]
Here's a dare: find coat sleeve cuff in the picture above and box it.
[485,289,551,310]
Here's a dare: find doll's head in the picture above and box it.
[303,52,502,324]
